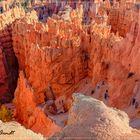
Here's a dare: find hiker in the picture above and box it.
[0,7,3,14]
[91,90,95,95]
[135,101,139,109]
[102,81,105,85]
[132,98,136,105]
[104,90,109,100]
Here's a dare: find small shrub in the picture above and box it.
[0,105,13,122]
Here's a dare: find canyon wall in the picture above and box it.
[12,7,87,136]
[12,7,85,104]
[14,71,61,137]
[11,1,140,138]
[87,7,140,119]
[0,7,25,103]
[108,6,134,37]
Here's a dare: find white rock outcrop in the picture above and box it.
[0,121,45,140]
[50,93,140,140]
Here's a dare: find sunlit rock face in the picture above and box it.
[87,7,140,119]
[14,71,61,137]
[12,6,85,104]
[12,6,86,137]
[1,0,140,138]
[108,2,135,37]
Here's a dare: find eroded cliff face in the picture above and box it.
[108,4,134,37]
[87,9,140,119]
[0,7,25,103]
[12,6,85,104]
[6,0,140,138]
[14,71,61,137]
[12,6,87,137]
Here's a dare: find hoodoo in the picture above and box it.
[0,0,140,139]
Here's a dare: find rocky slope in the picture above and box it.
[50,94,140,140]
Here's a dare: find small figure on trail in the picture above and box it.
[104,93,109,100]
[135,101,139,109]
[102,81,105,85]
[131,98,139,109]
[104,90,109,100]
[91,90,95,95]
[132,98,136,106]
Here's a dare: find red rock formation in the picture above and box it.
[87,6,140,118]
[12,8,85,104]
[108,5,133,37]
[12,7,87,137]
[14,71,61,137]
[10,1,140,138]
[0,7,25,103]
[0,48,8,100]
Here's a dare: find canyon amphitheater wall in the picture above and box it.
[0,7,25,103]
[7,1,140,138]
